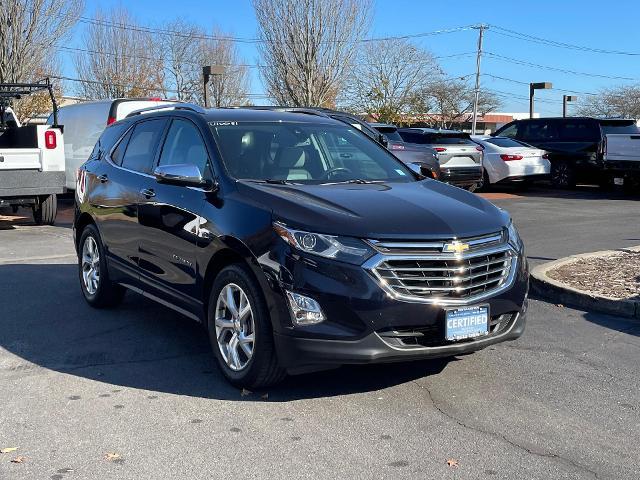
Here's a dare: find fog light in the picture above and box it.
[285,291,325,326]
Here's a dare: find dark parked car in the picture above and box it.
[369,122,441,179]
[74,104,528,388]
[493,117,640,188]
[398,128,484,190]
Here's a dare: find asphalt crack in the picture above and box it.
[413,379,602,480]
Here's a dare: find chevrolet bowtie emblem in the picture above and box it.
[443,241,470,254]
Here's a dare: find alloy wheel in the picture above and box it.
[553,164,569,186]
[214,283,255,371]
[81,236,100,295]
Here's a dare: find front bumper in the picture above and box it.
[440,166,483,186]
[275,305,526,368]
[261,240,529,370]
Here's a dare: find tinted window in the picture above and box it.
[520,120,558,141]
[110,128,132,166]
[374,127,403,142]
[398,130,426,144]
[93,123,128,161]
[210,122,414,184]
[159,119,209,173]
[557,120,599,141]
[486,137,529,148]
[497,122,518,138]
[121,119,167,173]
[599,120,640,135]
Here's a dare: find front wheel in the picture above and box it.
[550,161,576,189]
[32,194,57,225]
[78,224,126,308]
[207,264,286,389]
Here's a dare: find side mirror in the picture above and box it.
[153,164,214,190]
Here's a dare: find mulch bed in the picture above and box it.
[546,250,640,300]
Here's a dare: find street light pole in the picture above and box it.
[529,82,553,118]
[202,65,226,108]
[471,24,486,135]
[563,95,578,117]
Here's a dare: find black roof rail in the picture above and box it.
[125,102,207,118]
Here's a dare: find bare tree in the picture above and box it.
[421,79,501,128]
[74,8,165,99]
[577,85,640,118]
[162,19,203,101]
[344,39,440,123]
[0,0,83,84]
[254,0,372,107]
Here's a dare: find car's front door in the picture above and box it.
[136,117,211,320]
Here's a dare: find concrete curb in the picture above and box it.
[530,247,640,320]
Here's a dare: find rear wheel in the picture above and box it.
[550,161,576,189]
[207,264,286,389]
[78,224,126,308]
[32,194,57,225]
[476,170,491,192]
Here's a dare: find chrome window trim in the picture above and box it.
[363,244,518,306]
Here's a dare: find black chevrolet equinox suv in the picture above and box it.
[74,104,529,388]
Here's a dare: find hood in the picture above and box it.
[236,180,508,240]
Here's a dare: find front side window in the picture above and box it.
[210,122,415,184]
[120,119,167,174]
[159,119,209,174]
[520,121,557,141]
[496,122,518,138]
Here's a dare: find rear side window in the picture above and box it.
[557,120,599,141]
[121,119,167,174]
[520,120,558,141]
[92,123,128,161]
[110,129,132,166]
[158,119,209,174]
[496,122,518,138]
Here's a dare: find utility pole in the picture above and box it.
[471,24,486,136]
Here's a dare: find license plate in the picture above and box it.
[614,177,624,186]
[445,305,489,341]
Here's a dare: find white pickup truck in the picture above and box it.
[0,81,65,224]
[604,132,640,187]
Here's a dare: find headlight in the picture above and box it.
[507,221,523,251]
[273,222,372,264]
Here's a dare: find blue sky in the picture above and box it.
[62,0,640,116]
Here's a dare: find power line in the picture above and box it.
[484,52,639,81]
[489,25,640,57]
[75,16,474,44]
[482,73,599,96]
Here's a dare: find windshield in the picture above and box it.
[599,120,640,135]
[210,122,415,184]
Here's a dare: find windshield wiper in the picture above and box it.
[246,179,294,185]
[323,179,379,185]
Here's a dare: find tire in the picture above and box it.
[207,264,286,389]
[78,224,126,308]
[32,194,57,225]
[550,161,576,189]
[476,170,491,192]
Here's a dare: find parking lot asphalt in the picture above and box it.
[1,187,639,480]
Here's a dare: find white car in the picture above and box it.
[47,98,175,190]
[473,136,550,187]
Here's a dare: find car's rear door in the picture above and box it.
[92,118,168,283]
[136,116,211,320]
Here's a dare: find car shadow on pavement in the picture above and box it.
[0,263,451,401]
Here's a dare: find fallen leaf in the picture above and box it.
[104,452,121,461]
[556,303,564,308]
[240,389,252,397]
[0,447,18,454]
[261,393,269,400]
[10,456,26,464]
[446,458,459,468]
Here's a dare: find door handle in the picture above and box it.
[140,188,156,198]
[97,174,109,183]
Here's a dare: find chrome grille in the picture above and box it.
[367,243,516,304]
